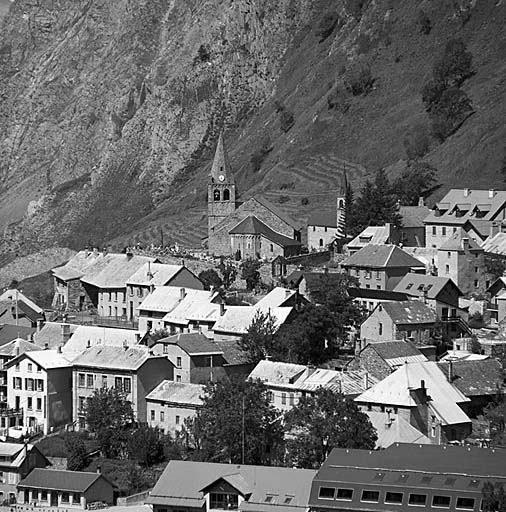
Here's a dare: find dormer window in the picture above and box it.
[210,493,239,510]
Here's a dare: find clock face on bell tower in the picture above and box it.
[218,175,225,182]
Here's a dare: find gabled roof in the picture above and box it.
[255,287,297,308]
[365,341,426,362]
[399,205,431,228]
[0,324,35,346]
[248,360,306,385]
[481,232,506,255]
[213,339,251,366]
[201,474,252,496]
[295,368,379,396]
[355,361,470,426]
[0,443,50,469]
[126,262,188,286]
[51,250,111,282]
[146,380,205,406]
[341,244,424,269]
[0,338,42,357]
[0,289,43,315]
[138,286,218,314]
[347,226,392,249]
[19,468,110,492]
[213,306,293,335]
[347,288,408,301]
[159,333,223,356]
[6,349,73,370]
[80,253,158,288]
[162,291,221,326]
[255,196,300,231]
[424,189,506,225]
[229,216,301,248]
[394,273,462,299]
[437,359,506,397]
[148,460,316,512]
[32,322,78,349]
[439,230,483,252]
[375,301,437,325]
[71,344,160,371]
[365,411,432,448]
[307,210,337,228]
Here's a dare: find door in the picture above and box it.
[50,492,58,507]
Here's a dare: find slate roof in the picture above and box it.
[0,338,42,357]
[0,289,43,315]
[32,322,78,349]
[481,231,506,255]
[376,300,437,325]
[437,359,506,397]
[0,443,50,470]
[341,245,424,269]
[80,253,157,288]
[71,345,156,371]
[367,341,426,361]
[18,468,109,492]
[356,361,470,426]
[347,226,392,249]
[439,231,483,251]
[394,273,462,299]
[138,287,218,314]
[126,262,188,286]
[213,306,293,335]
[307,210,337,228]
[399,205,430,228]
[424,189,506,225]
[365,411,432,448]
[0,324,35,346]
[162,292,221,325]
[160,333,223,356]
[347,288,408,301]
[7,349,73,370]
[255,287,297,308]
[146,380,205,406]
[229,216,301,248]
[51,250,110,282]
[255,196,300,231]
[248,360,306,385]
[295,368,379,396]
[213,339,251,366]
[148,460,316,512]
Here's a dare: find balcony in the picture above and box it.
[0,408,22,418]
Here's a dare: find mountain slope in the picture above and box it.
[0,0,506,254]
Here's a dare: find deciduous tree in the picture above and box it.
[198,269,223,291]
[239,310,278,364]
[241,259,261,290]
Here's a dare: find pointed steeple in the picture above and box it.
[210,132,234,184]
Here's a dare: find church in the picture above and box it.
[207,133,302,258]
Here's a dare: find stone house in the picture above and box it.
[340,245,425,291]
[360,301,437,345]
[346,224,399,255]
[347,288,409,314]
[398,201,430,247]
[486,276,506,324]
[71,344,174,429]
[307,210,338,252]
[0,290,44,328]
[146,380,205,434]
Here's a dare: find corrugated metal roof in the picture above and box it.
[146,380,205,406]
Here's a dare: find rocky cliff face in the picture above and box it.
[1,0,506,255]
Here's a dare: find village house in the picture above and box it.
[125,262,203,321]
[6,349,73,436]
[398,200,431,247]
[32,322,76,350]
[254,287,302,308]
[436,231,488,295]
[307,210,339,252]
[355,361,472,443]
[348,341,428,381]
[0,290,44,329]
[360,301,438,346]
[309,443,506,512]
[207,133,302,256]
[485,275,506,324]
[0,442,49,505]
[137,286,222,333]
[146,380,205,434]
[71,344,173,429]
[424,188,506,249]
[285,271,344,303]
[347,288,409,314]
[346,225,400,255]
[17,468,114,509]
[340,245,425,291]
[0,325,35,347]
[0,339,41,433]
[147,459,316,512]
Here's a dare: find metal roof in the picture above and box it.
[376,301,437,325]
[481,232,506,255]
[248,360,307,385]
[159,333,223,356]
[62,325,142,355]
[18,468,109,492]
[229,216,301,247]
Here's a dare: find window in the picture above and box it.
[210,493,238,510]
[160,411,165,422]
[365,270,371,279]
[379,323,383,336]
[26,378,33,391]
[442,227,446,236]
[78,373,85,387]
[445,264,450,274]
[73,493,81,504]
[176,375,181,383]
[61,492,69,503]
[361,491,380,503]
[457,498,475,510]
[376,270,381,279]
[36,398,42,411]
[474,279,479,288]
[79,396,85,412]
[27,363,32,373]
[318,487,335,499]
[319,238,324,247]
[385,492,403,504]
[265,496,275,503]
[13,377,21,390]
[284,497,293,504]
[115,377,123,391]
[102,375,107,388]
[175,415,180,425]
[313,226,316,232]
[150,410,155,421]
[432,226,436,235]
[27,397,32,410]
[270,244,274,252]
[289,393,294,405]
[408,494,427,506]
[15,362,19,371]
[474,266,478,273]
[433,496,451,508]
[40,491,47,501]
[87,374,94,388]
[281,393,286,405]
[176,357,182,368]
[123,378,131,393]
[324,227,328,232]
[36,380,43,391]
[336,489,353,500]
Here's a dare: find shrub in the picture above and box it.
[280,109,295,132]
[434,37,474,88]
[403,124,431,161]
[278,195,290,204]
[346,0,370,20]
[417,9,431,34]
[327,85,350,112]
[344,59,374,96]
[316,12,340,42]
[250,136,272,172]
[301,197,309,205]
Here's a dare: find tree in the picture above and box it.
[284,388,377,468]
[186,378,284,465]
[65,432,87,471]
[198,269,223,291]
[239,310,278,364]
[344,58,374,96]
[219,258,237,289]
[127,425,164,466]
[280,109,295,133]
[241,259,261,290]
[150,328,169,342]
[393,162,438,205]
[434,37,474,88]
[85,388,134,458]
[484,397,506,446]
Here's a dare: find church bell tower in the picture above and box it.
[208,132,236,232]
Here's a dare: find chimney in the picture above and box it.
[61,324,71,344]
[489,189,496,198]
[490,222,500,238]
[419,286,428,304]
[418,197,425,207]
[57,344,62,354]
[447,360,453,382]
[462,237,470,251]
[285,289,291,298]
[36,319,44,332]
[147,261,153,280]
[385,223,392,243]
[93,247,98,256]
[209,285,214,297]
[323,265,329,275]
[219,302,225,316]
[463,188,470,197]
[87,339,91,348]
[15,341,20,356]
[363,372,369,390]
[102,247,107,257]
[126,252,134,261]
[179,287,186,301]
[181,258,185,267]
[96,464,102,474]
[44,342,49,350]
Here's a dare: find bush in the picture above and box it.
[301,197,309,205]
[316,12,340,42]
[250,135,272,172]
[403,124,431,161]
[280,109,295,132]
[198,269,223,290]
[429,87,473,141]
[417,9,431,34]
[344,59,374,96]
[346,0,370,20]
[278,195,290,204]
[434,37,474,88]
